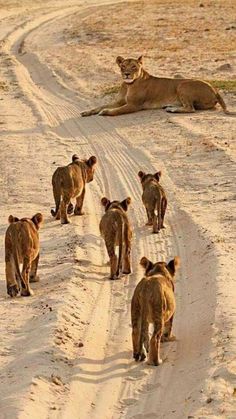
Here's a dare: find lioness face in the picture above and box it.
[116,56,143,84]
[101,197,131,212]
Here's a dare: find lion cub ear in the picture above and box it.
[8,215,19,223]
[138,55,143,65]
[120,197,131,211]
[138,171,145,180]
[87,156,97,167]
[31,213,43,229]
[101,197,110,207]
[154,171,162,181]
[116,56,124,66]
[167,257,180,276]
[72,154,80,162]
[140,257,153,274]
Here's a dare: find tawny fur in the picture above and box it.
[138,170,167,233]
[131,256,180,365]
[81,56,231,116]
[5,213,43,297]
[99,197,132,280]
[51,155,97,224]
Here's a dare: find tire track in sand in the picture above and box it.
[3,2,217,418]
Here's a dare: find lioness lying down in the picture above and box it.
[5,213,43,297]
[81,56,230,116]
[131,256,180,365]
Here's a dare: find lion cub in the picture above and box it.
[5,213,43,297]
[138,170,167,233]
[99,197,132,280]
[131,256,180,366]
[51,154,97,224]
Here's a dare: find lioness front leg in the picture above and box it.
[81,99,126,117]
[99,104,141,116]
[74,189,85,215]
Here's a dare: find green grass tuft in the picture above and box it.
[209,79,236,92]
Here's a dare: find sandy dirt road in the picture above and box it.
[0,1,235,418]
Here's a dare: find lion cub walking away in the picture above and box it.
[131,256,180,366]
[51,154,97,224]
[100,197,132,280]
[5,213,43,297]
[138,170,167,233]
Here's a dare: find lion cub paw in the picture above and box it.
[21,288,34,297]
[61,219,71,225]
[29,275,40,283]
[147,358,163,366]
[161,334,176,342]
[7,284,19,298]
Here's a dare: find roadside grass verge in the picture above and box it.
[102,80,236,96]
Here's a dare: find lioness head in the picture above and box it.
[72,155,97,183]
[116,56,143,84]
[140,256,180,278]
[8,213,43,230]
[138,171,162,184]
[101,197,131,212]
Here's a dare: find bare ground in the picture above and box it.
[0,1,235,418]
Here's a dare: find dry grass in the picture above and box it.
[60,0,236,97]
[209,80,236,93]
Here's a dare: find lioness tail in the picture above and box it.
[215,92,235,115]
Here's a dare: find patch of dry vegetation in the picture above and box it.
[59,0,236,96]
[209,80,236,93]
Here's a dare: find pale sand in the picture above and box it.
[0,1,235,418]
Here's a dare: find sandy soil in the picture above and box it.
[0,1,235,418]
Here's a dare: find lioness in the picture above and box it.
[138,170,167,234]
[51,154,97,224]
[131,256,180,366]
[81,56,230,116]
[99,197,132,279]
[5,213,43,297]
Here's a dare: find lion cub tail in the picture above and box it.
[51,169,61,217]
[117,219,124,276]
[215,92,236,115]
